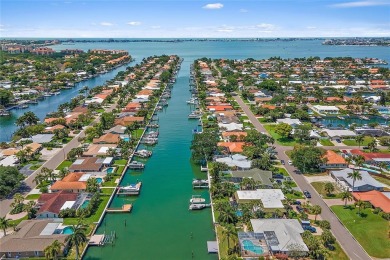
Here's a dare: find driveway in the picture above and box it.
[305,175,335,183]
[234,95,372,260]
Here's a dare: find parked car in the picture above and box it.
[281,160,285,165]
[293,200,301,205]
[288,160,293,165]
[296,205,304,213]
[303,190,311,198]
[276,179,282,184]
[335,139,341,143]
[272,174,284,179]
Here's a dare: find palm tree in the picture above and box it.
[10,193,24,209]
[312,205,322,222]
[24,146,33,160]
[44,239,64,260]
[33,172,46,185]
[367,139,377,152]
[353,155,365,169]
[355,135,364,148]
[347,170,362,192]
[355,199,366,216]
[58,167,70,179]
[66,224,87,260]
[222,224,237,254]
[378,162,388,173]
[324,182,335,196]
[0,217,12,236]
[340,190,353,208]
[41,167,56,182]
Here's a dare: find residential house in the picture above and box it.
[311,105,340,115]
[322,129,356,140]
[230,169,273,187]
[350,149,390,166]
[0,219,69,258]
[330,168,384,192]
[221,131,247,142]
[352,190,390,213]
[83,144,118,157]
[36,191,78,218]
[50,172,87,192]
[215,154,251,169]
[68,157,104,172]
[93,133,120,144]
[217,142,246,153]
[114,116,145,126]
[235,189,285,211]
[320,150,348,169]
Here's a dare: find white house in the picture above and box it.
[312,105,340,115]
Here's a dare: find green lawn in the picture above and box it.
[102,178,119,187]
[55,160,73,170]
[29,164,41,170]
[263,124,297,146]
[276,167,290,176]
[133,129,144,139]
[25,194,41,200]
[331,205,390,258]
[319,139,334,146]
[342,136,374,146]
[328,241,349,260]
[216,225,238,259]
[63,195,111,225]
[116,165,125,174]
[285,191,304,199]
[311,182,342,199]
[114,159,127,166]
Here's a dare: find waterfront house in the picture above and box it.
[30,134,55,144]
[221,131,247,142]
[350,149,390,165]
[330,168,384,192]
[50,172,87,192]
[320,150,348,170]
[105,125,127,135]
[230,169,273,187]
[217,142,246,153]
[207,105,233,112]
[322,129,356,140]
[276,118,302,127]
[250,219,309,256]
[352,191,390,213]
[122,102,142,112]
[218,122,243,132]
[215,154,251,169]
[36,191,79,218]
[372,105,390,115]
[43,124,66,133]
[93,133,120,144]
[311,105,340,115]
[114,116,145,126]
[235,189,285,211]
[354,128,389,137]
[83,144,118,157]
[0,219,69,258]
[68,157,104,172]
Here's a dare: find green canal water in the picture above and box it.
[84,61,217,259]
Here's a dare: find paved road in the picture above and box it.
[234,95,372,260]
[0,105,116,217]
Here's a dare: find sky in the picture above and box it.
[0,0,389,38]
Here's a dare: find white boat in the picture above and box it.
[192,179,209,186]
[190,195,206,204]
[186,98,198,104]
[189,203,210,210]
[134,149,152,158]
[117,182,142,195]
[128,161,145,169]
[53,91,61,95]
[188,111,202,119]
[43,93,52,97]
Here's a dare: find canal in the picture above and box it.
[0,65,130,142]
[83,59,216,259]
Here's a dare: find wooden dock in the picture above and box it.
[106,204,133,213]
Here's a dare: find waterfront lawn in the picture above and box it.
[56,160,73,170]
[342,136,374,146]
[114,159,127,166]
[311,181,342,199]
[319,139,334,146]
[331,205,390,258]
[64,195,111,225]
[263,124,297,146]
[116,165,125,174]
[25,194,40,200]
[216,225,238,259]
[102,178,119,187]
[133,129,144,139]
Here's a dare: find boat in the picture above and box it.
[186,98,198,104]
[0,110,10,116]
[43,93,52,97]
[117,182,142,195]
[192,179,209,188]
[128,161,145,169]
[134,149,153,158]
[189,203,210,210]
[188,111,202,119]
[360,115,369,120]
[53,91,61,95]
[337,116,345,120]
[190,195,206,204]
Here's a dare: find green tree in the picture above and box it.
[355,199,366,216]
[275,123,292,139]
[347,170,362,192]
[355,135,364,148]
[66,223,88,260]
[324,182,335,196]
[321,230,335,248]
[44,239,64,260]
[340,190,353,208]
[0,217,12,236]
[0,166,24,198]
[86,178,99,193]
[290,145,325,173]
[222,224,237,254]
[0,89,14,106]
[367,139,377,152]
[311,205,322,222]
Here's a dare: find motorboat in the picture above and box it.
[190,195,206,204]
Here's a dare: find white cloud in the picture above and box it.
[151,26,161,29]
[216,25,234,32]
[239,8,248,13]
[203,3,224,9]
[256,23,276,31]
[127,21,141,26]
[330,1,390,8]
[100,22,113,26]
[307,26,317,29]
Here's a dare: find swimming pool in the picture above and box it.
[80,200,90,209]
[236,210,243,217]
[62,226,74,235]
[123,137,130,142]
[96,177,103,184]
[107,167,115,174]
[242,240,264,254]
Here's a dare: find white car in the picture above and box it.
[288,160,293,165]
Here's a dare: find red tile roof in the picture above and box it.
[353,191,390,213]
[323,150,346,164]
[37,191,78,214]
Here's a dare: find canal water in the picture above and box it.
[0,65,130,142]
[84,60,217,259]
[319,116,389,128]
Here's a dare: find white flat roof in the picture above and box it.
[60,201,76,211]
[313,105,339,110]
[40,223,60,236]
[78,173,91,182]
[236,189,285,208]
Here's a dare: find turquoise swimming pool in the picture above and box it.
[80,200,90,209]
[123,137,130,142]
[62,226,74,235]
[96,177,103,184]
[242,240,263,254]
[107,167,115,174]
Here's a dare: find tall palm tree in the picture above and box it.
[340,190,353,208]
[355,135,364,148]
[347,170,362,192]
[44,239,64,260]
[0,217,12,236]
[312,205,322,222]
[355,199,366,216]
[41,167,56,182]
[66,224,87,260]
[33,172,46,185]
[353,155,365,169]
[222,224,237,254]
[58,168,70,179]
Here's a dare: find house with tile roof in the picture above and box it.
[68,157,104,172]
[217,142,246,153]
[50,172,87,192]
[0,219,69,258]
[352,190,390,213]
[83,144,118,157]
[93,133,120,144]
[114,116,145,126]
[36,191,79,218]
[320,150,348,169]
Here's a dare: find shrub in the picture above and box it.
[318,220,331,230]
[373,208,381,214]
[10,203,24,214]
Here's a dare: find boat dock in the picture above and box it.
[117,182,142,196]
[89,231,116,246]
[106,204,133,213]
[128,161,145,169]
[192,179,209,189]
